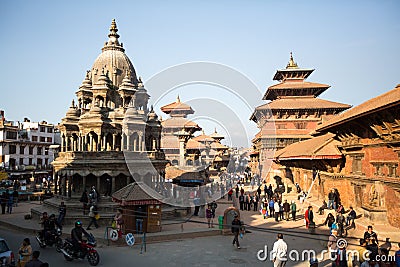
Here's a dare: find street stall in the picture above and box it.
[112,182,162,233]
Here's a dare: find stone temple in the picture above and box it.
[51,19,167,200]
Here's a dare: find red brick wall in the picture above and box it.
[385,186,400,227]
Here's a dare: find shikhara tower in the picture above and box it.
[52,20,167,198]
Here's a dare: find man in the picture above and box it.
[271,233,287,267]
[235,185,239,198]
[71,220,90,255]
[231,215,242,249]
[239,194,244,211]
[346,206,356,226]
[363,226,378,245]
[283,200,290,221]
[274,200,280,222]
[290,201,297,221]
[25,250,43,267]
[269,199,275,218]
[210,201,218,226]
[328,189,335,210]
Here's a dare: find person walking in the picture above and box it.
[113,208,124,236]
[235,185,239,198]
[279,201,284,221]
[253,193,259,212]
[86,205,99,230]
[239,194,244,211]
[290,201,297,221]
[25,251,43,267]
[7,194,13,214]
[210,201,217,226]
[271,233,288,267]
[0,192,7,214]
[231,215,242,249]
[206,205,212,228]
[17,238,32,267]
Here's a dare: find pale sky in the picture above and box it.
[1,0,399,147]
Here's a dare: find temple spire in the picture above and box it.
[177,95,181,103]
[286,52,298,69]
[102,19,124,52]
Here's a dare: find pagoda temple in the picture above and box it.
[160,96,201,166]
[250,53,351,179]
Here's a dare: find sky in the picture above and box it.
[1,0,399,148]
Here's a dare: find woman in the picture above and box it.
[86,205,99,230]
[324,213,335,230]
[17,238,32,267]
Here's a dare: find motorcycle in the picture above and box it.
[60,233,100,266]
[36,227,63,252]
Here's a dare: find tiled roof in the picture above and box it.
[112,182,159,204]
[211,142,228,150]
[186,139,206,150]
[275,132,342,160]
[316,84,400,132]
[161,117,201,129]
[193,134,215,142]
[161,135,179,149]
[268,81,330,90]
[255,97,351,110]
[160,99,194,114]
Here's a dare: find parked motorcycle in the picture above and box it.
[36,227,63,252]
[60,233,99,266]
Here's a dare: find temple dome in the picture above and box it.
[91,19,137,88]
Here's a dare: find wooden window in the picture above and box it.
[352,156,362,174]
[19,146,25,154]
[9,145,16,154]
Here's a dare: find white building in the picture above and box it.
[0,110,59,180]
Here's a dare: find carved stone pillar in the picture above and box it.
[102,134,107,151]
[111,176,116,194]
[138,135,142,151]
[121,133,126,151]
[112,134,116,150]
[89,133,93,152]
[83,175,87,192]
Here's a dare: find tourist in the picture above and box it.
[86,205,99,230]
[210,201,217,226]
[324,213,335,231]
[238,194,244,211]
[264,184,268,197]
[363,226,378,245]
[274,199,280,222]
[79,189,89,215]
[271,233,287,267]
[317,200,327,215]
[205,205,212,228]
[231,215,242,249]
[379,237,391,253]
[235,185,239,198]
[227,188,233,201]
[246,194,251,211]
[308,206,314,228]
[0,192,7,214]
[253,193,259,212]
[13,189,19,207]
[57,201,66,226]
[269,198,275,218]
[257,186,262,198]
[25,251,43,267]
[7,193,13,214]
[328,189,335,209]
[279,201,284,221]
[304,206,310,228]
[283,200,290,221]
[17,238,32,267]
[290,200,297,221]
[346,206,356,226]
[240,187,244,196]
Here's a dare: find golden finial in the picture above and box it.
[176,95,181,103]
[286,52,298,69]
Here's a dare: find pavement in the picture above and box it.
[0,184,399,257]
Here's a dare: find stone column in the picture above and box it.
[83,175,87,192]
[67,175,72,198]
[53,172,58,195]
[102,134,107,151]
[152,139,156,151]
[111,176,116,194]
[61,135,65,152]
[121,133,126,151]
[78,135,81,152]
[133,137,137,152]
[138,135,142,151]
[112,134,116,150]
[97,176,101,193]
[65,136,69,152]
[89,133,93,152]
[61,175,66,196]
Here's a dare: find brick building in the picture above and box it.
[275,84,400,228]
